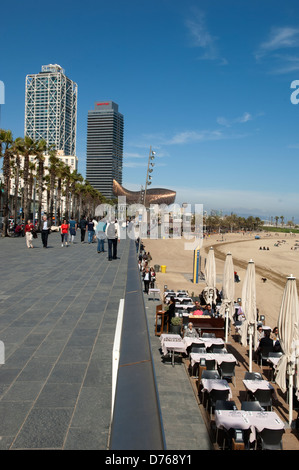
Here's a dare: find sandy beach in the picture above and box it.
[142,231,299,330]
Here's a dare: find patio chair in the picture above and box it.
[241,401,264,411]
[209,343,225,352]
[190,343,205,354]
[205,359,216,370]
[201,370,220,380]
[259,345,274,367]
[215,400,237,411]
[218,361,236,386]
[244,371,263,380]
[206,388,230,415]
[257,428,284,450]
[252,388,272,411]
[202,332,216,338]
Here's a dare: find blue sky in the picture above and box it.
[1,0,299,221]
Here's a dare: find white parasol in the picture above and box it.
[220,252,235,343]
[240,259,257,372]
[275,275,299,427]
[204,247,217,307]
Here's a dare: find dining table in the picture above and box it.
[200,378,232,400]
[214,409,284,445]
[160,334,187,366]
[190,352,237,369]
[183,336,224,349]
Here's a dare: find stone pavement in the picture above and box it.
[0,232,212,450]
[0,232,129,449]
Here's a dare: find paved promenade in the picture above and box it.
[0,232,211,450]
[0,233,129,449]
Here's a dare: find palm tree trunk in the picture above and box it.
[2,153,11,236]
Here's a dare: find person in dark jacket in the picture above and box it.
[79,216,88,243]
[166,297,176,329]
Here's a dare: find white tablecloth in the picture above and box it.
[201,378,232,399]
[183,336,224,348]
[160,334,187,355]
[190,352,237,368]
[215,410,284,443]
[243,379,274,393]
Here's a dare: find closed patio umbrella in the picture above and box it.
[220,252,235,343]
[204,247,217,307]
[275,275,299,427]
[240,259,257,372]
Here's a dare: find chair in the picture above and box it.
[215,400,237,411]
[210,343,225,352]
[206,389,230,414]
[241,401,264,411]
[202,332,216,338]
[218,361,236,386]
[244,371,263,380]
[259,345,274,367]
[205,359,216,370]
[252,389,273,411]
[201,370,220,380]
[257,428,284,450]
[211,347,228,354]
[190,343,205,353]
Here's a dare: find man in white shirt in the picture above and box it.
[105,219,120,261]
[41,215,50,248]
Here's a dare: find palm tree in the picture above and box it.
[62,164,71,220]
[55,160,67,225]
[22,136,37,224]
[34,139,47,229]
[48,148,59,222]
[0,129,14,236]
[10,137,24,225]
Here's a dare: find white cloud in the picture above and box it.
[255,26,299,74]
[256,27,299,59]
[217,112,253,127]
[185,9,227,64]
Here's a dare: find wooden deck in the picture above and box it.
[184,330,299,450]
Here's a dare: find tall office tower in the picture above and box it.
[25,64,77,155]
[86,101,124,199]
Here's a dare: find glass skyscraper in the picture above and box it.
[86,101,124,199]
[25,64,77,155]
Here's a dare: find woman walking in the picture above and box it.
[69,216,77,243]
[25,219,34,249]
[60,219,69,247]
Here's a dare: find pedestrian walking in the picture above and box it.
[69,216,77,243]
[142,267,151,294]
[87,218,95,244]
[25,219,34,249]
[79,216,87,243]
[149,267,156,288]
[105,219,120,261]
[60,219,69,247]
[95,218,107,253]
[41,215,51,248]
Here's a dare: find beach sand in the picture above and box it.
[142,231,299,330]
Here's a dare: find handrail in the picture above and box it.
[109,239,165,450]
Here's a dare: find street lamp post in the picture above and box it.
[138,147,155,256]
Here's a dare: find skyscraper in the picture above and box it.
[25,64,77,155]
[86,101,124,199]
